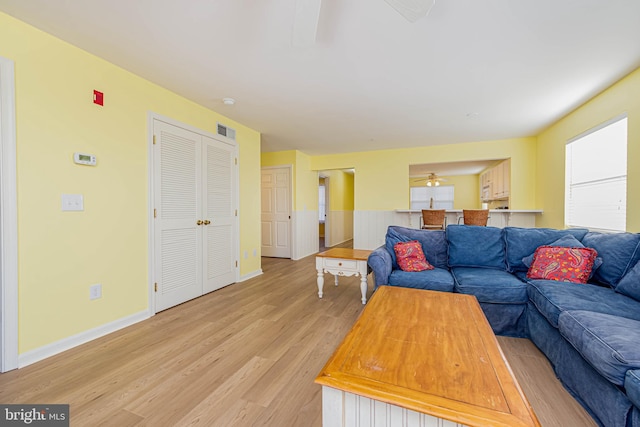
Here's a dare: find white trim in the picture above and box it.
[18,310,149,368]
[238,269,263,282]
[566,112,628,145]
[324,176,331,247]
[147,112,240,315]
[0,56,18,372]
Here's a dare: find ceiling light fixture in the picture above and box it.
[425,173,441,187]
[222,97,235,106]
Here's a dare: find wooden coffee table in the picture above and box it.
[316,248,372,304]
[315,286,541,427]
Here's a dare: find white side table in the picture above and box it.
[316,248,372,304]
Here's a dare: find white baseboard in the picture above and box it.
[18,310,149,368]
[238,269,263,282]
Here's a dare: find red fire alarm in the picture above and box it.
[93,90,104,106]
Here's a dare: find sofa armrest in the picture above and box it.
[368,246,392,288]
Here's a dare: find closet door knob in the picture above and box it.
[203,220,211,225]
[196,220,204,225]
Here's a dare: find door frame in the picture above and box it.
[147,112,239,315]
[324,176,331,247]
[0,56,18,372]
[260,165,293,258]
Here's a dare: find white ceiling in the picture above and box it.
[1,0,640,156]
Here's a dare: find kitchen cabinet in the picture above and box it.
[480,159,510,201]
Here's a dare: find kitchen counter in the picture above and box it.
[395,209,543,228]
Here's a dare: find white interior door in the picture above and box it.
[153,119,238,312]
[203,135,236,293]
[261,167,291,258]
[154,121,203,312]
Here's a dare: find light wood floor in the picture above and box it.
[0,245,597,426]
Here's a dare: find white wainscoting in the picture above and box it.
[322,387,466,427]
[353,210,413,250]
[328,210,354,247]
[292,209,319,260]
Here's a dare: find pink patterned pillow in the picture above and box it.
[527,246,598,284]
[394,240,434,272]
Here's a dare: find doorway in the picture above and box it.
[317,169,354,250]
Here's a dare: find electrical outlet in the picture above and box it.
[244,251,248,259]
[90,283,102,300]
[253,249,257,257]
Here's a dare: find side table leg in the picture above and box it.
[317,269,324,298]
[334,275,339,286]
[360,275,367,304]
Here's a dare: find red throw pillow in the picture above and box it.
[393,240,434,272]
[526,246,598,284]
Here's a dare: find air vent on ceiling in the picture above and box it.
[217,123,236,140]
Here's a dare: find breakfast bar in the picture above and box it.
[396,209,543,229]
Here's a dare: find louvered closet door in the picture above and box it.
[202,135,236,293]
[154,121,203,312]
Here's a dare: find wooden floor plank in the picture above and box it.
[0,242,597,426]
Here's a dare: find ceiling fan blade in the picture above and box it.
[384,0,436,23]
[292,0,323,47]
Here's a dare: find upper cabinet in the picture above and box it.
[480,159,510,202]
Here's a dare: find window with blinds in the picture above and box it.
[410,185,454,210]
[565,115,627,232]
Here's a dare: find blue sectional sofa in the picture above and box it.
[367,225,640,427]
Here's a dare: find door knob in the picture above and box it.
[203,220,211,225]
[196,220,203,225]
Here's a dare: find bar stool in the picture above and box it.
[421,209,446,230]
[459,209,489,226]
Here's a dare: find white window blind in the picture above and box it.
[410,185,454,210]
[565,115,627,232]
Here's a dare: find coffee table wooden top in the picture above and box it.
[315,286,540,427]
[316,248,372,261]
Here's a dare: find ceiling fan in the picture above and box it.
[292,0,436,46]
[416,173,447,187]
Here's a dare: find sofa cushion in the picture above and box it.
[559,310,640,386]
[582,231,640,287]
[388,268,454,292]
[616,259,640,302]
[385,227,411,270]
[447,225,505,269]
[527,279,640,328]
[451,267,528,304]
[626,369,640,409]
[522,235,603,279]
[526,246,599,284]
[387,226,448,269]
[503,227,589,273]
[394,240,434,272]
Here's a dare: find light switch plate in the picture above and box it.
[62,194,84,211]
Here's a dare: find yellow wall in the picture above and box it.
[261,150,319,212]
[322,170,355,211]
[310,137,536,211]
[409,175,480,209]
[1,12,261,354]
[536,67,640,231]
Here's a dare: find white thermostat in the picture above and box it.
[73,152,97,166]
